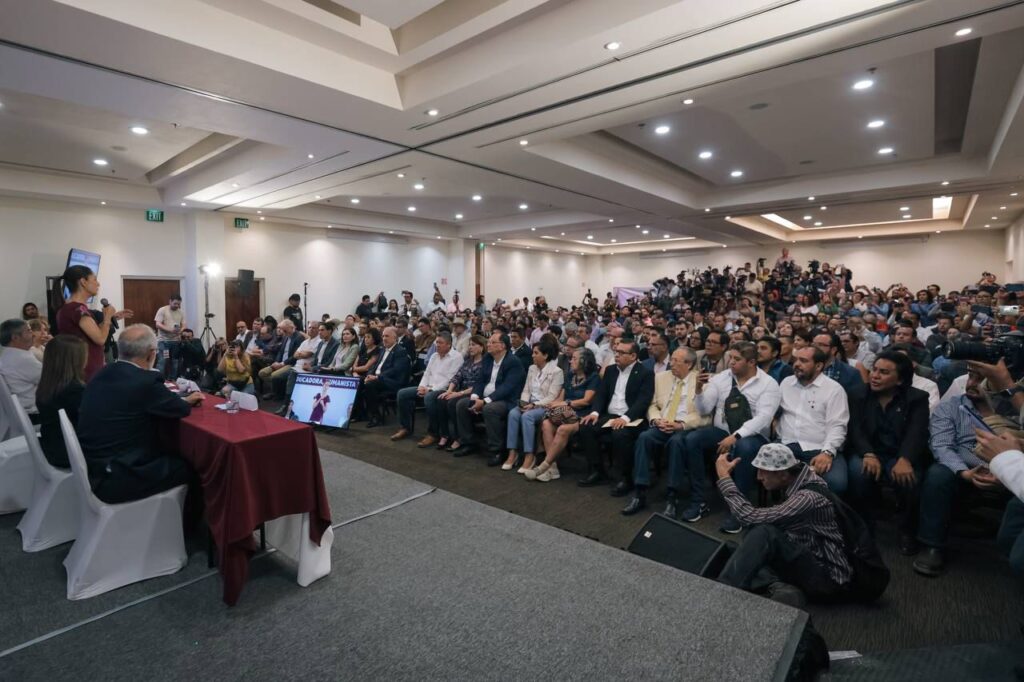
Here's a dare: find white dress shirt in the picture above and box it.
[648,357,669,375]
[473,352,507,402]
[375,345,395,375]
[0,346,43,414]
[776,373,848,454]
[606,362,636,417]
[990,450,1024,500]
[419,350,464,391]
[294,336,320,372]
[695,368,781,439]
[912,374,940,412]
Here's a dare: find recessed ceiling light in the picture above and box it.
[92,158,108,166]
[232,183,240,188]
[100,201,106,205]
[519,203,529,210]
[130,126,148,135]
[426,109,439,117]
[814,221,823,226]
[328,224,333,228]
[407,206,416,212]
[1001,206,1008,210]
[662,249,667,253]
[472,195,482,201]
[683,98,694,105]
[698,150,713,160]
[531,227,536,231]
[610,239,617,243]
[858,236,863,239]
[389,230,394,234]
[820,206,827,211]
[560,232,565,236]
[642,229,650,234]
[314,194,321,199]
[985,224,991,228]
[587,235,593,240]
[935,230,942,234]
[492,243,496,246]
[519,140,529,146]
[725,216,732,220]
[955,28,973,37]
[903,214,912,219]
[730,170,744,178]
[307,154,315,159]
[899,206,910,211]
[260,217,265,221]
[468,234,473,238]
[853,79,874,91]
[497,238,502,241]
[867,120,885,129]
[663,234,670,238]
[413,183,425,190]
[878,147,894,155]
[803,215,812,220]
[704,208,710,212]
[555,249,560,253]
[1011,192,1019,197]
[941,180,950,186]
[722,245,727,249]
[350,198,360,204]
[437,236,442,239]
[455,213,463,219]
[654,125,671,135]
[808,196,815,201]
[993,216,999,220]
[180,202,187,207]
[257,210,262,214]
[397,173,405,178]
[604,41,621,51]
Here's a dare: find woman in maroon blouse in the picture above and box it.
[55,265,132,381]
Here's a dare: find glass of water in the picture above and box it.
[225,400,240,414]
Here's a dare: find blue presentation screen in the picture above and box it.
[290,374,359,428]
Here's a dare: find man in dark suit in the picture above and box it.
[362,326,411,427]
[77,324,204,504]
[509,327,532,371]
[577,338,655,494]
[452,332,527,463]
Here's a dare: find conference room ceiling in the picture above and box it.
[0,0,1023,254]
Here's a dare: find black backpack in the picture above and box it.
[804,483,890,602]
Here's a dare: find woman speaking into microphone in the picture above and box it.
[55,264,133,381]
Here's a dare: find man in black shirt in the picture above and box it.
[282,293,303,329]
[846,350,931,554]
[355,295,375,320]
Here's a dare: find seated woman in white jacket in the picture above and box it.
[503,336,564,473]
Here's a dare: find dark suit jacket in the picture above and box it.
[369,344,411,390]
[848,385,930,466]
[511,344,532,371]
[276,331,307,365]
[77,361,191,482]
[310,337,341,372]
[592,362,655,422]
[828,360,866,402]
[472,352,526,405]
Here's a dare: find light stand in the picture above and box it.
[198,264,220,351]
[303,281,308,325]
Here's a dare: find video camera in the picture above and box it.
[944,331,1024,377]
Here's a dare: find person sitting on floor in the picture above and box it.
[576,339,655,494]
[361,326,410,428]
[527,348,600,483]
[392,331,463,444]
[177,328,206,382]
[621,347,710,517]
[217,340,255,396]
[503,335,564,473]
[437,335,487,452]
[76,324,203,503]
[715,443,852,608]
[0,318,43,422]
[35,334,88,468]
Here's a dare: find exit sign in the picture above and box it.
[145,209,164,222]
[234,217,249,229]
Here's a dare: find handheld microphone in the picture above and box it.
[100,298,110,307]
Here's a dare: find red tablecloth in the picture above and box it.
[167,396,332,605]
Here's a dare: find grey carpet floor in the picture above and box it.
[0,451,432,654]
[1,482,806,681]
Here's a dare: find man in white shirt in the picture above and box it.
[154,295,185,379]
[775,347,849,493]
[392,332,463,445]
[689,341,782,533]
[529,315,550,347]
[974,430,1024,578]
[0,319,43,420]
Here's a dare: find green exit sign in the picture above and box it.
[145,209,164,222]
[234,217,249,229]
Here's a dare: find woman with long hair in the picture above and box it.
[35,334,88,468]
[54,265,132,381]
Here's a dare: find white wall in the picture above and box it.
[483,246,590,308]
[594,231,1007,295]
[0,196,187,321]
[1005,216,1024,282]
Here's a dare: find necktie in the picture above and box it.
[662,378,684,420]
[314,341,324,367]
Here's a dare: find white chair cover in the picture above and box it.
[59,410,188,600]
[264,513,334,587]
[11,395,80,551]
[230,390,259,411]
[0,376,33,514]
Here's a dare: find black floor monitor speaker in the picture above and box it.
[628,513,734,579]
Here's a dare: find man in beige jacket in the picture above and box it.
[622,347,710,517]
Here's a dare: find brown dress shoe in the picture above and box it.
[389,428,409,441]
[417,435,437,448]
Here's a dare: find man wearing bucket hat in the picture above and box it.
[715,443,852,607]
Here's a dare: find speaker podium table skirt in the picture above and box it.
[162,395,333,605]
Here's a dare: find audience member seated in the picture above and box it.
[21,301,40,321]
[974,430,1024,578]
[392,331,463,444]
[278,322,340,416]
[26,318,51,363]
[77,324,203,503]
[622,347,709,517]
[756,336,793,384]
[451,317,471,357]
[890,343,941,412]
[414,318,436,364]
[217,340,255,396]
[847,350,930,555]
[509,327,532,370]
[451,333,526,462]
[438,335,487,452]
[699,331,729,374]
[327,327,360,376]
[839,328,874,383]
[202,337,228,391]
[715,444,852,607]
[690,342,782,533]
[504,336,564,472]
[35,334,88,468]
[526,348,600,483]
[361,326,411,428]
[0,318,43,422]
[247,320,281,382]
[812,331,865,402]
[257,319,304,399]
[641,333,670,375]
[576,339,655,494]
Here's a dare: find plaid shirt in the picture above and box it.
[717,465,852,585]
[929,395,986,474]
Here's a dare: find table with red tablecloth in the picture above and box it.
[166,395,333,605]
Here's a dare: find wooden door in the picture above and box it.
[224,277,262,338]
[122,278,183,332]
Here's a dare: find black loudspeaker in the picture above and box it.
[237,269,254,296]
[628,513,734,579]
